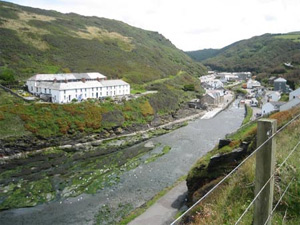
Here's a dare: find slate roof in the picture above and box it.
[290,88,300,97]
[274,77,287,82]
[28,72,106,81]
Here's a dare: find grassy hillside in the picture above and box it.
[0,1,206,86]
[185,48,220,62]
[187,33,300,86]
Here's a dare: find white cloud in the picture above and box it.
[5,0,300,50]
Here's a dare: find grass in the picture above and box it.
[279,93,289,102]
[0,89,30,138]
[274,33,300,43]
[144,145,171,164]
[242,105,253,125]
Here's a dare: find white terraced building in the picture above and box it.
[26,72,130,103]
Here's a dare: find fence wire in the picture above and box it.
[235,140,300,224]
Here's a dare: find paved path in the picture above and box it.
[128,181,187,225]
[200,107,222,119]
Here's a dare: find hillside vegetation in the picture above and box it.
[0,1,206,86]
[186,33,300,86]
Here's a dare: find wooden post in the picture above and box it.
[254,119,277,225]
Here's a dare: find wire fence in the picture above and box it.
[171,112,300,225]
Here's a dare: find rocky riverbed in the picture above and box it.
[0,99,245,225]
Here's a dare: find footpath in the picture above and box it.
[128,181,187,225]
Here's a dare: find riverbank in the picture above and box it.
[0,98,244,225]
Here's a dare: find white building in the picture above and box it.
[289,87,300,101]
[216,72,239,83]
[268,91,281,102]
[247,79,261,89]
[280,98,300,112]
[26,72,130,103]
[200,75,224,89]
[262,102,285,116]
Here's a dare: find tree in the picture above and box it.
[0,67,16,85]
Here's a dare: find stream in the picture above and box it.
[0,99,245,225]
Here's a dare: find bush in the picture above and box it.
[0,67,16,85]
[183,84,195,91]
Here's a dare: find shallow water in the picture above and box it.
[0,100,245,225]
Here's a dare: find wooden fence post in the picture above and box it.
[254,119,277,225]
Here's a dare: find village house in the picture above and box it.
[268,76,276,85]
[267,91,281,102]
[274,77,289,93]
[217,72,239,83]
[289,87,300,101]
[200,90,224,106]
[280,98,300,112]
[200,74,223,90]
[247,79,261,89]
[26,72,130,103]
[262,101,285,115]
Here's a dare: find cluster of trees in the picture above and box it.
[0,67,17,86]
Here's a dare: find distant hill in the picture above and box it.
[0,1,206,85]
[187,33,300,85]
[186,48,220,62]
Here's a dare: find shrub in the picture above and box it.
[140,101,154,117]
[183,84,195,91]
[0,111,4,120]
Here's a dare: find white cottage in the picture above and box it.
[247,79,261,89]
[26,72,130,103]
[262,102,285,116]
[289,87,300,101]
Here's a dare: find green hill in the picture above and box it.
[186,48,220,62]
[0,1,206,86]
[187,33,300,86]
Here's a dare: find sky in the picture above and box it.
[4,0,300,51]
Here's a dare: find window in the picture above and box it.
[85,88,87,92]
[44,88,47,93]
[81,89,82,92]
[49,89,51,94]
[31,86,33,91]
[92,88,94,91]
[64,90,66,94]
[36,87,38,92]
[96,87,98,91]
[75,89,77,93]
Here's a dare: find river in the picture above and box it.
[0,100,245,225]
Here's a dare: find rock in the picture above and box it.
[150,115,162,127]
[60,145,72,150]
[114,127,123,135]
[218,139,231,149]
[144,141,154,148]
